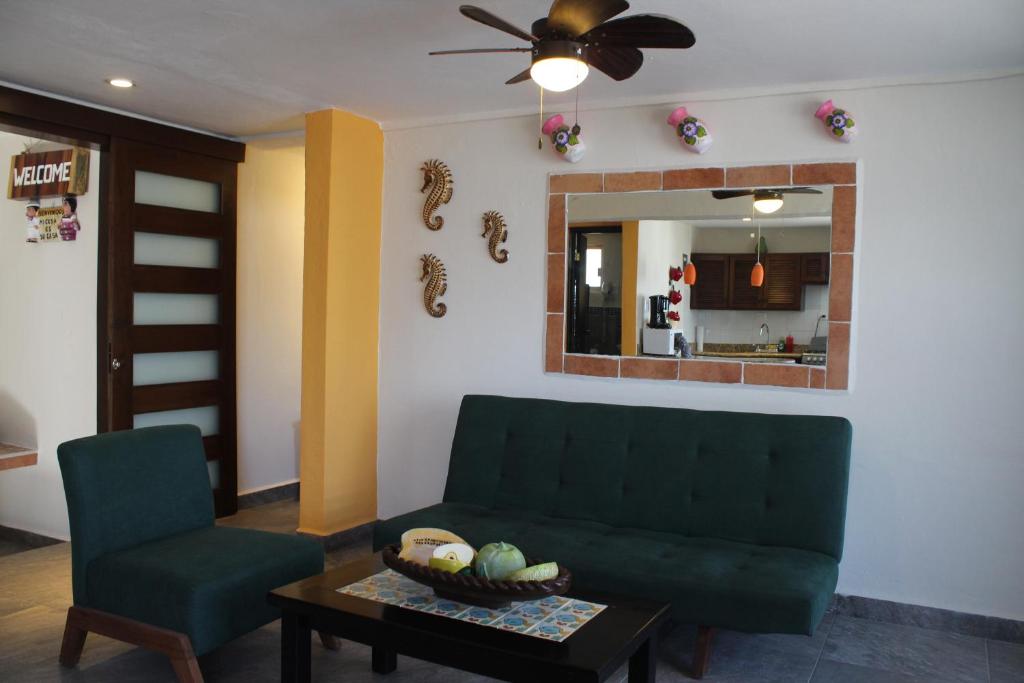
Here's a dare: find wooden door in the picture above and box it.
[728,254,764,309]
[689,254,729,309]
[567,233,589,353]
[763,254,803,310]
[103,138,238,516]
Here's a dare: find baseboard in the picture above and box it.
[298,520,375,553]
[831,594,1024,644]
[237,481,299,509]
[0,523,64,549]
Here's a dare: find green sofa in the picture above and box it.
[375,395,851,676]
[57,425,328,682]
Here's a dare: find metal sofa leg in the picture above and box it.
[692,625,715,679]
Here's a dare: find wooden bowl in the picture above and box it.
[381,544,572,609]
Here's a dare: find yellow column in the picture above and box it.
[299,109,383,536]
[620,221,639,356]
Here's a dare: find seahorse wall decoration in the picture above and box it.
[481,210,510,264]
[420,254,448,318]
[420,159,453,231]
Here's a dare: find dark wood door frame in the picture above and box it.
[0,85,245,515]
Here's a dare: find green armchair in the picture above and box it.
[57,425,332,682]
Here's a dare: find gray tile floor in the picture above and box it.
[0,499,1020,682]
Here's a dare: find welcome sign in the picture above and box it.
[7,147,90,199]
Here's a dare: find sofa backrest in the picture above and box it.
[58,425,215,604]
[443,395,852,561]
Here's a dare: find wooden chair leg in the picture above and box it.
[170,653,205,683]
[692,625,715,679]
[57,606,203,683]
[59,607,88,667]
[318,631,341,650]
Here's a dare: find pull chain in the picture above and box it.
[538,86,544,150]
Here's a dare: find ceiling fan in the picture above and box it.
[712,187,823,214]
[429,0,696,92]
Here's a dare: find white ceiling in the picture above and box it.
[1,0,1022,137]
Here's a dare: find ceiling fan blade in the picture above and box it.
[430,48,532,55]
[459,5,537,42]
[586,45,643,81]
[505,68,532,85]
[547,0,629,38]
[712,190,756,199]
[779,187,824,194]
[582,14,695,49]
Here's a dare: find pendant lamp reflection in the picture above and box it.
[750,261,764,287]
[683,261,697,285]
[751,215,765,287]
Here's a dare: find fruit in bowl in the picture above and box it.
[427,542,476,574]
[508,562,559,582]
[398,528,470,566]
[473,542,527,581]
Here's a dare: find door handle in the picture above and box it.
[110,357,122,371]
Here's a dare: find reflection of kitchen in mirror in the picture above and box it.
[567,225,623,355]
[566,187,832,366]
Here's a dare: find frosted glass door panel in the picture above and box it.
[135,170,220,213]
[207,460,220,489]
[134,232,219,268]
[134,405,219,436]
[133,351,219,386]
[133,293,219,325]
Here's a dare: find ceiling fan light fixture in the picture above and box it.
[753,191,784,214]
[530,41,588,92]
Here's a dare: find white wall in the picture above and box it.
[0,131,99,539]
[236,137,305,493]
[378,74,1024,621]
[637,220,693,335]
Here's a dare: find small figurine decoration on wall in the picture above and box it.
[481,210,509,264]
[542,114,586,163]
[420,253,448,318]
[25,200,41,243]
[59,195,81,241]
[420,159,453,230]
[667,106,712,154]
[815,99,857,142]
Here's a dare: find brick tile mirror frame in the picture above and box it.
[545,163,856,391]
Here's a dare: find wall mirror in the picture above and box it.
[545,164,856,391]
[566,187,832,365]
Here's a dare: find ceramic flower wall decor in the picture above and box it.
[542,114,586,163]
[815,99,857,142]
[667,106,712,154]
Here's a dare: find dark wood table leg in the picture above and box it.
[281,613,311,683]
[628,635,657,683]
[372,645,397,674]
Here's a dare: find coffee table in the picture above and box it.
[268,553,670,683]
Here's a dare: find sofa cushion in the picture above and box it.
[85,526,323,655]
[374,502,836,635]
[443,396,851,561]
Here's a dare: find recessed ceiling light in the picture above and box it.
[107,78,134,88]
[742,217,752,222]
